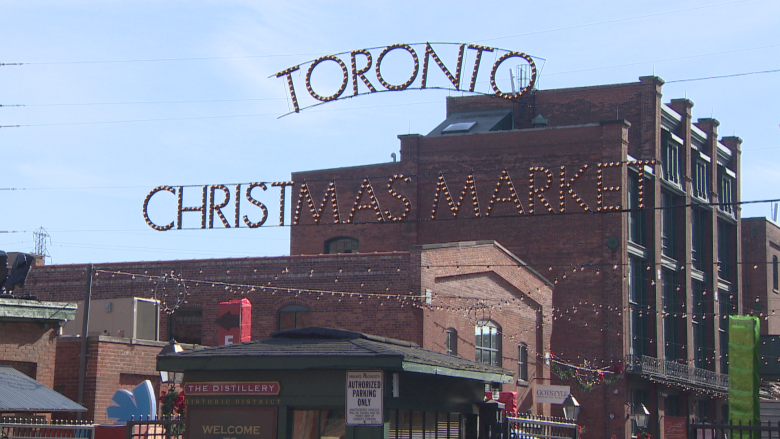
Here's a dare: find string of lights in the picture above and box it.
[87,267,780,369]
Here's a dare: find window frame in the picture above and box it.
[517,343,528,383]
[277,305,311,331]
[475,320,502,367]
[445,328,458,355]
[324,236,359,254]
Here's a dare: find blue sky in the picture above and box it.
[1,0,778,264]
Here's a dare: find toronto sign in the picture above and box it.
[272,42,538,115]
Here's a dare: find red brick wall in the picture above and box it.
[55,337,165,424]
[25,252,425,346]
[0,322,58,388]
[743,217,780,335]
[417,243,553,414]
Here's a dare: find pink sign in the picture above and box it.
[185,382,280,395]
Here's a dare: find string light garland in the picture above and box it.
[90,267,780,372]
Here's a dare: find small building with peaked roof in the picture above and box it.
[158,327,517,439]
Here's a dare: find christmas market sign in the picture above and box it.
[142,160,655,231]
[272,42,538,115]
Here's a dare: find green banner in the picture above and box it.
[728,316,760,431]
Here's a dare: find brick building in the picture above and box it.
[23,241,553,422]
[742,217,780,335]
[288,76,741,438]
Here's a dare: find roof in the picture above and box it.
[158,327,515,384]
[0,297,77,323]
[0,366,86,412]
[426,108,513,137]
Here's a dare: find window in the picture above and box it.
[663,270,684,361]
[445,329,458,355]
[389,411,462,439]
[628,172,646,246]
[693,160,709,200]
[662,133,681,185]
[324,237,359,254]
[629,257,649,358]
[718,166,735,215]
[691,209,707,271]
[475,321,501,367]
[518,344,528,382]
[718,222,734,281]
[661,192,678,259]
[774,256,778,291]
[169,308,202,345]
[718,291,731,374]
[278,305,311,331]
[291,409,344,439]
[692,281,709,369]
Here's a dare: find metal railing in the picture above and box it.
[690,420,780,439]
[506,414,578,439]
[626,355,729,393]
[126,416,184,439]
[0,418,94,439]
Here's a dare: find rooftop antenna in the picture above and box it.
[32,227,50,260]
[509,69,516,93]
[772,202,778,222]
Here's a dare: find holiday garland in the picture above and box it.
[549,355,623,392]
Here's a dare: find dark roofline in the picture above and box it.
[270,326,419,348]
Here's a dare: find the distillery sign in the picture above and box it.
[142,160,655,231]
[272,42,538,115]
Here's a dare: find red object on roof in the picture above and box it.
[217,299,251,346]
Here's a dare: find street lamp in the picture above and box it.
[562,394,581,422]
[634,403,650,430]
[158,339,183,386]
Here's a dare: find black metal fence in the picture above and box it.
[0,418,94,439]
[505,414,578,439]
[690,421,780,439]
[126,416,184,439]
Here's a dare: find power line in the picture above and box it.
[0,99,441,128]
[1,53,322,66]
[666,68,780,83]
[2,97,286,108]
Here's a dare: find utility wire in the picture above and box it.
[1,53,322,66]
[666,68,780,83]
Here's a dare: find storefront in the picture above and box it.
[157,327,515,439]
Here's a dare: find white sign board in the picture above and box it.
[345,370,384,426]
[534,385,571,404]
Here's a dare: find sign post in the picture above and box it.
[345,370,384,426]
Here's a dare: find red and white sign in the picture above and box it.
[184,382,280,395]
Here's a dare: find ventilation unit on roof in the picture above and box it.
[442,121,477,134]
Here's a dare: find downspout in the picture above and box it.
[77,264,93,420]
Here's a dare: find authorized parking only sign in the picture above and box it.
[345,370,383,426]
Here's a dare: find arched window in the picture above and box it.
[445,328,458,355]
[278,305,311,331]
[475,321,501,367]
[325,237,359,254]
